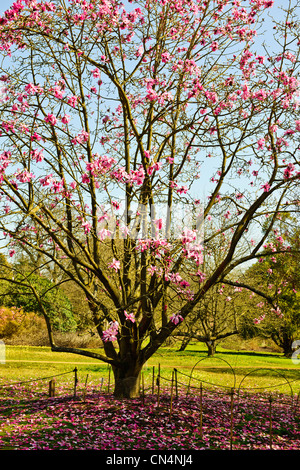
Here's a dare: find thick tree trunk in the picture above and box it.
[206,340,216,357]
[112,360,143,398]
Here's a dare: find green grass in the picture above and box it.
[1,343,300,396]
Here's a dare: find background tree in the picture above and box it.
[238,215,300,357]
[174,283,239,356]
[0,252,76,333]
[0,0,299,397]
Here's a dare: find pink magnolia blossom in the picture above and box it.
[124,311,135,323]
[196,271,206,282]
[39,174,54,187]
[153,218,163,230]
[15,169,34,183]
[25,82,43,94]
[72,129,89,145]
[31,132,42,142]
[67,95,78,108]
[102,321,119,342]
[82,221,92,234]
[31,149,44,162]
[61,114,70,124]
[257,138,265,149]
[170,312,183,325]
[177,185,188,194]
[91,68,101,78]
[108,258,121,272]
[261,182,270,192]
[181,228,196,244]
[283,163,295,179]
[44,113,57,126]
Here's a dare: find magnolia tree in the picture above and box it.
[0,0,299,397]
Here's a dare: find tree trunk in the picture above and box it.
[276,328,294,358]
[112,360,143,398]
[206,340,216,357]
[178,335,191,351]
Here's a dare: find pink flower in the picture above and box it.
[256,55,265,64]
[31,132,42,141]
[16,169,34,183]
[170,313,183,325]
[81,173,90,184]
[91,68,101,78]
[108,258,121,272]
[196,271,206,282]
[61,114,70,124]
[283,163,295,179]
[261,182,270,192]
[210,41,219,51]
[67,95,78,108]
[44,113,57,126]
[161,51,171,63]
[257,138,265,149]
[82,221,92,233]
[177,185,188,194]
[31,149,44,162]
[153,218,163,230]
[181,228,196,244]
[135,45,144,57]
[25,82,42,94]
[124,311,135,323]
[102,321,119,342]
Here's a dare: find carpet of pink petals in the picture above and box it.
[0,382,299,450]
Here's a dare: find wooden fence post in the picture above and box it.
[157,363,161,410]
[152,366,155,395]
[142,372,145,405]
[73,367,78,398]
[107,366,111,394]
[169,369,174,419]
[174,368,178,400]
[199,382,203,440]
[269,395,273,450]
[49,379,55,397]
[230,388,235,450]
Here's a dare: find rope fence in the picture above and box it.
[0,360,299,450]
[148,362,300,450]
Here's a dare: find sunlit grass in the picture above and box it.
[1,344,299,396]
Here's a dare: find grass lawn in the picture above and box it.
[1,343,300,396]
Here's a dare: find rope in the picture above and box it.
[0,369,75,390]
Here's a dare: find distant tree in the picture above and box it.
[0,254,76,333]
[174,282,239,356]
[238,216,300,357]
